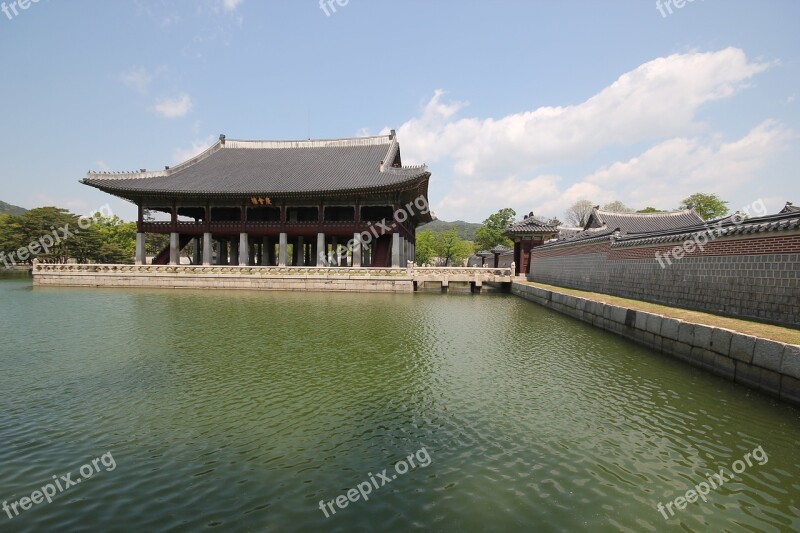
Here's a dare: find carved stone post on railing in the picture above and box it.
[511,261,516,277]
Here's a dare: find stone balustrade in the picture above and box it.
[31,262,513,293]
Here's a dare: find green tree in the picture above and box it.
[68,223,103,264]
[0,213,22,254]
[434,229,473,266]
[679,193,729,221]
[95,242,133,264]
[474,208,516,252]
[143,209,169,256]
[637,207,663,213]
[3,207,76,264]
[414,230,436,265]
[91,213,137,260]
[0,207,138,265]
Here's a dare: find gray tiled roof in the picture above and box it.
[586,208,704,234]
[780,202,799,214]
[613,211,800,247]
[81,134,429,198]
[505,213,558,235]
[538,227,617,249]
[537,211,800,251]
[490,245,513,254]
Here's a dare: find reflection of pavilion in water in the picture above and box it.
[82,132,431,269]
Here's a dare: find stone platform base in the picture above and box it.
[32,264,413,293]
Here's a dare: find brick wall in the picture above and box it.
[528,231,800,327]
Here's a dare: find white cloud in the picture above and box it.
[92,160,110,172]
[579,120,794,209]
[220,0,243,11]
[172,135,215,164]
[120,67,155,95]
[134,1,181,28]
[398,48,771,178]
[152,93,193,119]
[391,48,791,221]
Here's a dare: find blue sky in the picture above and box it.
[0,0,798,223]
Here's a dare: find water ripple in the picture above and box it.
[0,280,798,531]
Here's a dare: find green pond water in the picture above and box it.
[0,277,798,532]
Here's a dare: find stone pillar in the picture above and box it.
[192,237,201,265]
[135,233,146,265]
[239,233,249,266]
[261,236,270,266]
[294,236,304,266]
[218,239,228,265]
[410,243,415,264]
[268,237,276,265]
[230,239,239,266]
[202,233,212,265]
[278,232,288,266]
[391,233,401,268]
[352,233,361,268]
[169,232,180,265]
[317,233,326,266]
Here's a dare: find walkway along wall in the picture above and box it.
[528,212,800,327]
[511,282,800,407]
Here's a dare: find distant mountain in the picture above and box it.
[418,219,481,241]
[0,200,26,215]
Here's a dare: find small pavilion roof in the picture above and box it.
[490,244,513,254]
[504,212,559,236]
[81,132,429,200]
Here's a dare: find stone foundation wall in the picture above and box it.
[33,270,413,293]
[512,282,800,407]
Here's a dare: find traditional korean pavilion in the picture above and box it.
[81,132,431,268]
[503,213,559,275]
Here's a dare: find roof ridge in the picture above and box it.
[379,137,400,173]
[596,209,697,217]
[225,135,392,150]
